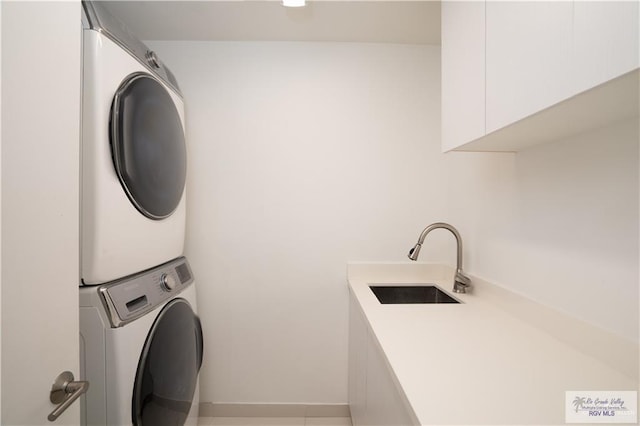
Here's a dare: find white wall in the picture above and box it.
[148,40,638,405]
[466,118,639,342]
[148,41,513,404]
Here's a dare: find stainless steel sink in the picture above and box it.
[369,285,461,304]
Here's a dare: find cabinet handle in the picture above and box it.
[47,371,89,422]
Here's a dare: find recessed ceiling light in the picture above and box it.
[282,0,305,7]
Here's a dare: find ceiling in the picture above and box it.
[101,1,441,44]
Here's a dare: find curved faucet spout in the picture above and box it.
[407,222,471,294]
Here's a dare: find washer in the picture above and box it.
[81,1,187,285]
[80,257,203,426]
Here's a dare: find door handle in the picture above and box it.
[47,371,89,422]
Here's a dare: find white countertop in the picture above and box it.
[348,262,638,425]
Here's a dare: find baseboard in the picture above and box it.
[199,403,351,418]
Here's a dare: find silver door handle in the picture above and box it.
[48,371,89,422]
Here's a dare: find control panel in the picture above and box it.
[99,257,194,327]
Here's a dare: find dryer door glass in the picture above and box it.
[111,73,186,220]
[132,298,203,426]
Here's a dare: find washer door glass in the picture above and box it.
[111,73,186,220]
[132,298,203,426]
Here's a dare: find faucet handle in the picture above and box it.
[453,272,471,294]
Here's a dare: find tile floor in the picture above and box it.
[198,417,352,426]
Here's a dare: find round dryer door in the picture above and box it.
[111,73,186,220]
[132,298,203,426]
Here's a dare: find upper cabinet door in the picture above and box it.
[441,1,639,152]
[485,1,573,134]
[572,1,640,95]
[441,1,486,152]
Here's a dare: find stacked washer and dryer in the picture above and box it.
[79,2,202,425]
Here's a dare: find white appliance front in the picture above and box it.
[81,29,186,285]
[80,257,201,426]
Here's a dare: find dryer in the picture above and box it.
[81,1,187,285]
[80,257,203,426]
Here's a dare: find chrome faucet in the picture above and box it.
[408,222,471,293]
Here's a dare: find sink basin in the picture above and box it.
[369,285,461,304]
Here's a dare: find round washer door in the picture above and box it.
[132,298,203,426]
[111,73,186,220]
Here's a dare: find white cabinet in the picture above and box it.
[572,1,640,95]
[348,293,417,426]
[442,0,640,152]
[485,1,573,133]
[348,295,368,423]
[441,1,485,152]
[362,337,416,426]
